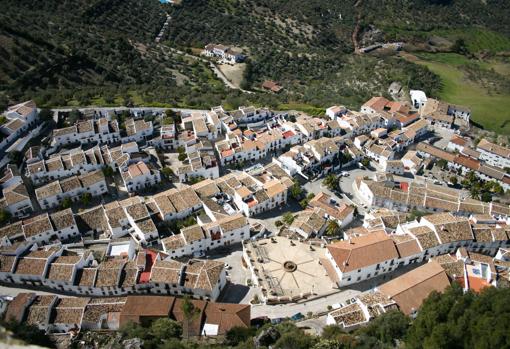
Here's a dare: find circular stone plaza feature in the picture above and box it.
[283,261,297,272]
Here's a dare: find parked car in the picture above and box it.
[291,312,304,321]
[271,317,285,324]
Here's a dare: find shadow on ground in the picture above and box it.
[218,282,250,303]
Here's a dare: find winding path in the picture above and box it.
[352,0,363,54]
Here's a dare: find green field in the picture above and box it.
[432,28,510,54]
[408,53,510,135]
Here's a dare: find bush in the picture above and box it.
[225,326,256,346]
[2,320,55,348]
[0,210,11,225]
[150,318,182,340]
[161,167,174,178]
[282,212,294,225]
[61,197,72,209]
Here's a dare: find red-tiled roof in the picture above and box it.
[282,130,295,139]
[138,249,157,284]
[454,155,480,171]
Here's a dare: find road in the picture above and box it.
[250,288,361,319]
[297,316,328,334]
[0,285,61,297]
[50,106,208,114]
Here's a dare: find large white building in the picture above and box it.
[52,118,120,146]
[325,231,400,285]
[204,44,244,64]
[161,214,249,258]
[0,101,39,152]
[35,170,107,210]
[477,139,510,169]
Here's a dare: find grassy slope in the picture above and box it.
[409,53,510,134]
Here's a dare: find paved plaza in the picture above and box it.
[245,236,335,299]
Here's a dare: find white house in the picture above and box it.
[35,170,107,210]
[0,101,39,152]
[52,118,120,146]
[162,214,249,258]
[0,182,33,218]
[325,231,400,286]
[123,118,154,143]
[410,90,427,109]
[204,44,244,64]
[121,162,161,193]
[476,139,510,169]
[326,106,348,120]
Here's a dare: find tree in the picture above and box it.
[161,167,174,178]
[0,210,11,225]
[323,174,339,191]
[157,338,188,349]
[181,296,200,339]
[102,166,114,177]
[341,152,353,165]
[409,209,427,221]
[162,117,174,125]
[282,212,295,225]
[436,159,448,169]
[452,38,468,55]
[178,152,187,162]
[290,182,303,199]
[150,318,182,340]
[225,326,256,346]
[325,220,340,237]
[321,325,345,340]
[312,339,342,349]
[361,157,370,167]
[2,320,55,348]
[38,108,53,122]
[480,191,492,202]
[449,176,458,185]
[120,321,148,340]
[188,176,205,184]
[68,109,80,125]
[299,198,309,209]
[8,151,23,165]
[61,197,72,209]
[81,193,92,205]
[274,331,316,349]
[357,310,409,344]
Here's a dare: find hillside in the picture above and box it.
[0,0,237,109]
[0,0,509,132]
